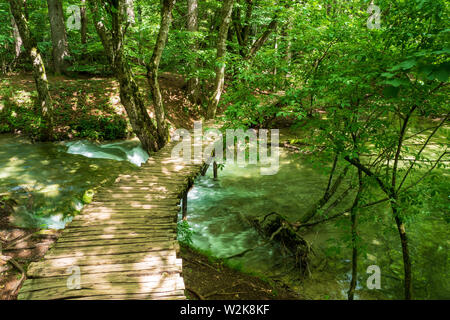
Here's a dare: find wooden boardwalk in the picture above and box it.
[18,133,210,300]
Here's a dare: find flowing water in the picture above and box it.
[181,150,449,300]
[0,134,146,229]
[1,134,447,299]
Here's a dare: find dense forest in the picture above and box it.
[0,0,448,302]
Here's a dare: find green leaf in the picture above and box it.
[381,72,396,78]
[389,60,417,72]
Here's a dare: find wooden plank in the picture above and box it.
[86,201,180,209]
[44,244,176,259]
[71,211,178,221]
[51,237,173,249]
[19,285,186,300]
[67,217,177,227]
[94,193,179,200]
[67,290,186,300]
[62,224,176,234]
[56,232,176,243]
[27,253,178,272]
[27,260,182,278]
[60,229,175,239]
[20,274,183,293]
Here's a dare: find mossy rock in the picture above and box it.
[82,190,95,204]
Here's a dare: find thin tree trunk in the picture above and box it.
[146,0,176,147]
[234,0,254,57]
[343,156,413,300]
[300,164,350,223]
[47,0,70,74]
[348,169,363,300]
[80,0,87,45]
[186,0,200,104]
[246,17,277,60]
[206,0,234,120]
[392,202,412,300]
[8,0,54,141]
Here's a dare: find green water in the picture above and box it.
[0,134,143,229]
[1,134,447,299]
[182,150,449,300]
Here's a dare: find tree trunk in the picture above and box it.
[146,0,176,147]
[186,0,200,104]
[392,203,412,300]
[300,164,350,224]
[47,0,70,74]
[80,0,87,45]
[348,169,363,300]
[206,0,234,120]
[89,0,161,152]
[233,0,253,57]
[246,17,277,60]
[11,15,22,62]
[125,0,135,24]
[8,0,54,141]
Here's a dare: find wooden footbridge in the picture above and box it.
[18,130,213,300]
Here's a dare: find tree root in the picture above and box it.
[248,212,311,275]
[0,254,26,294]
[4,233,35,250]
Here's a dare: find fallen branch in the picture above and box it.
[182,256,220,273]
[203,281,244,299]
[224,240,270,260]
[186,287,205,300]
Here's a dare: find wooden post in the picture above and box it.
[182,191,188,221]
[212,149,218,180]
[213,161,218,180]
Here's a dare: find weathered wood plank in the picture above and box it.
[27,253,178,273]
[51,237,173,249]
[60,229,175,239]
[20,274,183,293]
[27,259,183,278]
[44,244,176,259]
[67,217,178,227]
[67,290,186,300]
[56,232,176,243]
[19,285,186,300]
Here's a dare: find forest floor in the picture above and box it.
[0,72,204,140]
[181,245,301,300]
[0,219,60,300]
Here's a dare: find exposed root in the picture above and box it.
[248,212,311,275]
[0,254,26,295]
